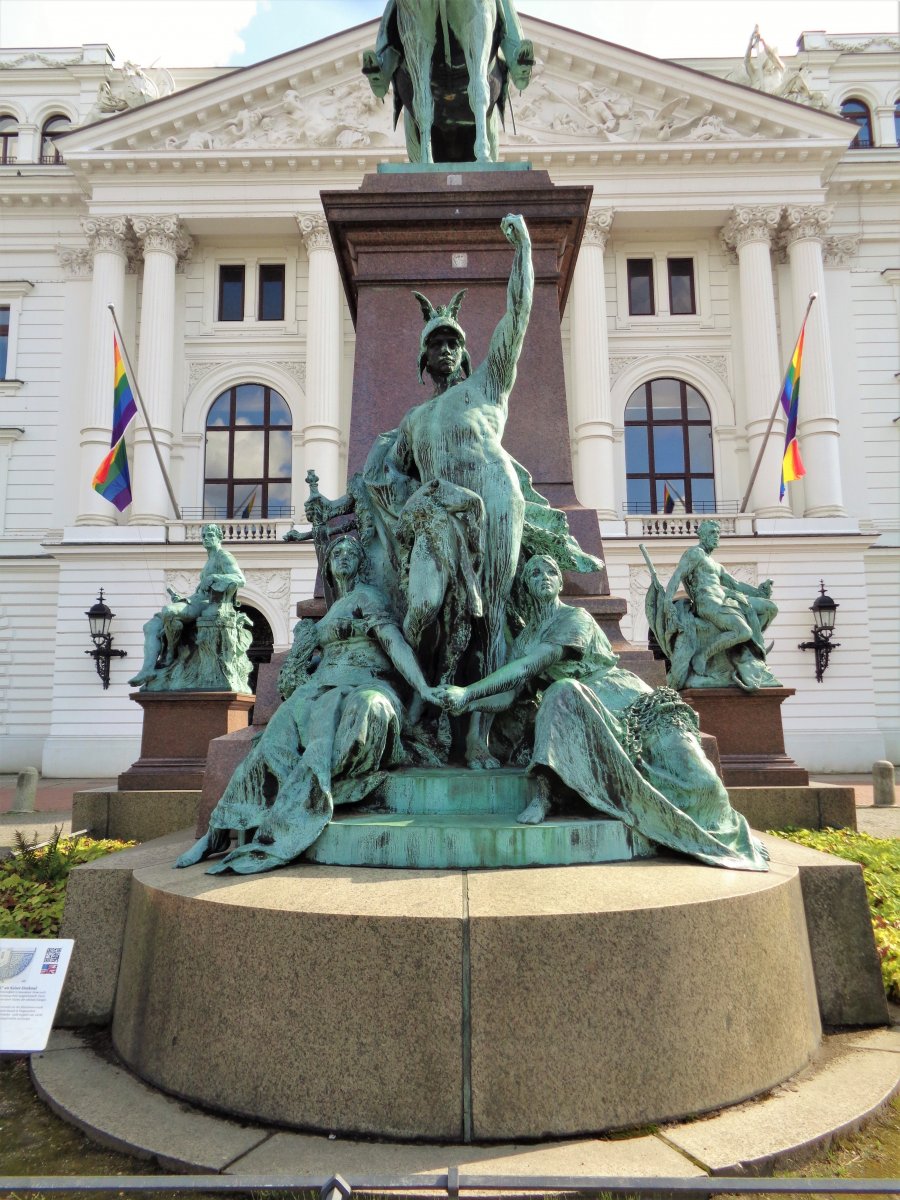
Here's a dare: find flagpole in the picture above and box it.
[664,479,686,505]
[108,305,182,521]
[738,292,817,515]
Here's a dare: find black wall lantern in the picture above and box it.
[85,589,127,689]
[798,580,839,683]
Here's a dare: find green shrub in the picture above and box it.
[769,826,900,1004]
[0,828,136,938]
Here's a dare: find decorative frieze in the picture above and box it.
[609,356,643,381]
[188,360,306,391]
[689,354,729,384]
[296,214,330,253]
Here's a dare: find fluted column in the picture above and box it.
[76,216,130,525]
[130,216,191,524]
[721,206,784,517]
[297,213,342,501]
[570,208,616,518]
[782,205,845,516]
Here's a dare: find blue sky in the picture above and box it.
[1,1,897,68]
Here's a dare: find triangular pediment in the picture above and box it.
[57,14,852,167]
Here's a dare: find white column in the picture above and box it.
[721,206,785,518]
[130,216,191,524]
[783,205,845,517]
[76,216,130,525]
[297,213,342,501]
[570,208,616,518]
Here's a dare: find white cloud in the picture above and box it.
[0,0,261,67]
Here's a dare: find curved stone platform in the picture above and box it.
[311,767,656,868]
[111,851,822,1142]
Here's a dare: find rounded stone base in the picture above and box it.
[112,855,822,1142]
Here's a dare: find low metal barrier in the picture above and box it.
[0,1174,896,1197]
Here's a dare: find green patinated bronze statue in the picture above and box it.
[362,0,534,163]
[177,217,768,878]
[130,523,252,693]
[434,554,768,869]
[642,520,781,692]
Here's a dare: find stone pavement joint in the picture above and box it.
[28,1023,900,1181]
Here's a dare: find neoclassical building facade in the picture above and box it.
[0,21,897,775]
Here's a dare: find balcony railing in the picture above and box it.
[168,516,299,543]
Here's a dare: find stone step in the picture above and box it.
[306,811,655,869]
[368,766,539,816]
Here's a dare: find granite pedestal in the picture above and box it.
[682,687,809,787]
[118,690,254,791]
[110,851,824,1142]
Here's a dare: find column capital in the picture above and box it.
[583,207,614,250]
[57,246,93,278]
[81,215,131,257]
[720,206,781,253]
[132,215,193,261]
[296,213,331,253]
[781,204,833,248]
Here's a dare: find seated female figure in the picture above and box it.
[436,554,768,872]
[176,536,436,874]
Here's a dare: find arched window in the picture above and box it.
[40,114,71,164]
[624,377,715,514]
[840,98,874,149]
[0,116,18,165]
[204,383,292,518]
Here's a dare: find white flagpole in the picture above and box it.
[108,304,182,521]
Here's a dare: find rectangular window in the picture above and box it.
[218,265,245,322]
[627,259,654,315]
[258,264,285,321]
[668,258,696,315]
[0,306,9,378]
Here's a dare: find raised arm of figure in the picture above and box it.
[482,214,534,404]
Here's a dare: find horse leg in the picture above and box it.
[451,0,495,162]
[397,0,437,163]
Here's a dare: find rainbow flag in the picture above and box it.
[92,436,132,512]
[662,483,675,514]
[111,335,137,445]
[92,334,137,511]
[779,315,809,501]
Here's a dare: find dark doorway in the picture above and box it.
[239,603,275,699]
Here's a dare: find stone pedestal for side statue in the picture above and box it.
[682,687,809,787]
[118,691,254,791]
[320,167,634,654]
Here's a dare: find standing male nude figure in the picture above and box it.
[391,213,533,766]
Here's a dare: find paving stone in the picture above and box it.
[661,1030,900,1174]
[30,1031,269,1171]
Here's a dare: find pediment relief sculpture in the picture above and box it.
[504,74,751,145]
[163,78,402,152]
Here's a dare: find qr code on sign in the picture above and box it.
[43,947,62,963]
